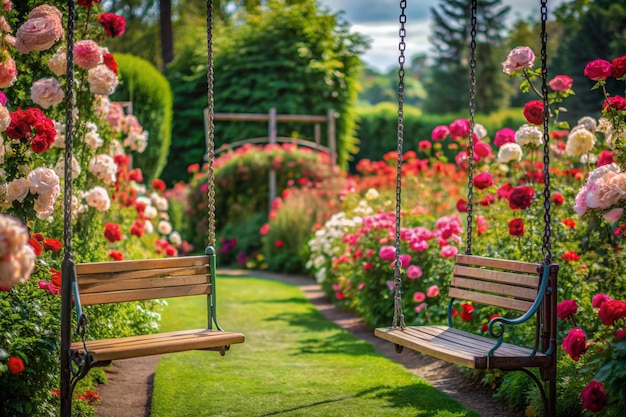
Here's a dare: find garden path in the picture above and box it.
[95,270,523,417]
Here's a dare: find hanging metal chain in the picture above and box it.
[205,0,216,249]
[392,0,407,331]
[465,0,478,255]
[540,0,552,265]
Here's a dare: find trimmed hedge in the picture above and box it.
[111,53,173,181]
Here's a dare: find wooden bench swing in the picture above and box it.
[374,1,559,416]
[59,1,244,415]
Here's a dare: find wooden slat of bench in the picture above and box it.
[71,329,245,362]
[79,274,210,294]
[80,284,211,305]
[453,265,540,288]
[76,255,210,275]
[448,288,533,311]
[456,254,539,274]
[77,265,210,285]
[374,326,549,369]
[451,277,538,301]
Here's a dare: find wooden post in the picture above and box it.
[327,109,336,167]
[314,123,321,144]
[268,108,277,213]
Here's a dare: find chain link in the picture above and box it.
[465,0,478,255]
[540,0,552,265]
[206,0,216,249]
[392,0,407,330]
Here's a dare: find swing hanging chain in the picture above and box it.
[206,0,216,249]
[540,0,552,266]
[466,0,478,256]
[392,0,407,330]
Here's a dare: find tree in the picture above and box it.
[552,0,626,122]
[424,0,512,114]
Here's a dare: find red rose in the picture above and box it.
[508,218,525,237]
[508,186,535,210]
[43,238,62,252]
[473,172,494,190]
[592,293,612,308]
[523,100,545,125]
[31,233,44,241]
[584,59,612,81]
[561,251,580,262]
[7,357,25,374]
[460,303,474,321]
[548,75,573,92]
[152,179,166,193]
[610,55,626,78]
[50,269,62,287]
[103,53,118,74]
[580,381,608,413]
[557,299,578,320]
[6,108,56,154]
[562,327,588,361]
[104,222,123,243]
[97,13,126,37]
[28,238,43,256]
[561,219,576,229]
[551,192,564,205]
[456,198,468,213]
[129,220,145,237]
[598,300,626,325]
[77,0,102,9]
[603,95,626,111]
[497,183,513,200]
[474,141,492,158]
[479,194,495,207]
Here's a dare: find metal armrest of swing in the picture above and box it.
[205,245,223,331]
[62,256,88,337]
[486,264,553,358]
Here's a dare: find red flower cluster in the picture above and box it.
[561,251,580,262]
[108,250,124,261]
[460,303,474,321]
[97,13,126,37]
[7,357,25,374]
[6,108,56,154]
[508,218,524,237]
[152,179,166,193]
[104,222,123,242]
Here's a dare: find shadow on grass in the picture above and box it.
[259,383,472,416]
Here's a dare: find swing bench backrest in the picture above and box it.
[70,254,245,366]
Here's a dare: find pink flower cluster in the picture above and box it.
[0,214,36,290]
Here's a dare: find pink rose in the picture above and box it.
[15,5,63,54]
[584,59,611,81]
[603,208,623,223]
[379,245,395,262]
[406,265,422,279]
[598,150,613,167]
[413,292,426,303]
[592,293,612,309]
[562,327,588,360]
[502,46,535,74]
[548,75,573,92]
[426,285,440,298]
[449,118,470,139]
[0,54,17,88]
[440,245,458,258]
[557,299,578,320]
[474,141,492,158]
[74,40,103,69]
[573,185,589,217]
[431,125,449,141]
[31,77,64,109]
[473,172,494,190]
[602,95,626,111]
[476,215,488,235]
[493,127,516,147]
[88,64,119,96]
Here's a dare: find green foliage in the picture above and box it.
[217,213,267,266]
[111,53,174,181]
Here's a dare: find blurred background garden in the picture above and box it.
[1,0,626,416]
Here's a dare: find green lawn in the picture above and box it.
[150,275,480,417]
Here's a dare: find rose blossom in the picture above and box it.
[585,172,622,210]
[598,300,626,325]
[440,245,458,258]
[493,127,516,146]
[157,220,173,235]
[565,126,595,157]
[602,95,626,111]
[610,55,626,78]
[473,172,494,190]
[522,100,545,125]
[413,292,426,303]
[74,40,103,69]
[379,245,395,262]
[104,222,123,242]
[562,327,588,360]
[426,285,440,298]
[431,125,448,141]
[497,142,523,163]
[84,186,110,211]
[0,54,17,88]
[406,265,422,279]
[502,46,535,74]
[557,299,578,319]
[54,155,81,179]
[584,59,611,81]
[508,218,525,237]
[548,75,573,92]
[89,154,117,184]
[474,141,491,158]
[97,13,126,37]
[15,5,63,53]
[88,64,119,96]
[28,167,60,199]
[5,177,31,202]
[47,46,66,76]
[449,118,470,139]
[509,186,534,210]
[515,124,542,147]
[604,207,623,222]
[31,77,64,109]
[592,293,612,309]
[580,381,608,413]
[0,214,36,289]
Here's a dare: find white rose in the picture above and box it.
[497,142,523,163]
[88,64,119,96]
[169,231,182,246]
[144,220,154,234]
[154,196,168,211]
[5,177,31,202]
[515,124,543,147]
[157,220,172,235]
[28,167,60,198]
[89,154,117,184]
[84,129,103,150]
[143,205,158,219]
[0,105,10,132]
[84,186,110,211]
[565,126,595,157]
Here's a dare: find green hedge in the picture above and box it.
[111,54,173,181]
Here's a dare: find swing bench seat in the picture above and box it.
[375,254,559,372]
[69,254,245,367]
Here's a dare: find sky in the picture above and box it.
[317,0,568,72]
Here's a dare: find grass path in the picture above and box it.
[150,275,480,417]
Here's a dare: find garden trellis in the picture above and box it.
[59,1,244,415]
[374,1,560,416]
